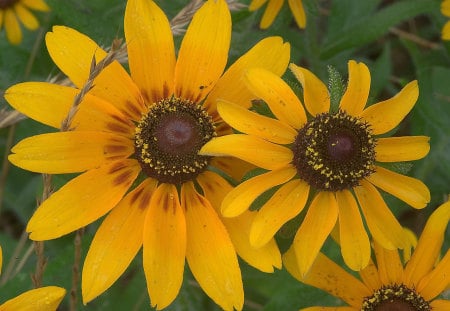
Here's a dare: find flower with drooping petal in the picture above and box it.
[6,0,290,309]
[442,0,450,40]
[249,0,306,29]
[0,0,49,45]
[200,60,430,276]
[283,200,450,311]
[0,245,66,310]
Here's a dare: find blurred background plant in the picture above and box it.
[0,0,449,310]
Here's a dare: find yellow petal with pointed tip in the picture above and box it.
[259,0,283,29]
[404,201,450,288]
[288,0,306,28]
[361,80,418,135]
[46,26,144,120]
[197,171,281,273]
[203,36,290,115]
[1,286,66,311]
[250,179,309,248]
[217,101,297,144]
[293,192,338,276]
[354,180,407,250]
[339,61,371,116]
[27,160,140,240]
[284,248,370,308]
[143,183,186,310]
[249,0,267,11]
[125,0,175,103]
[221,166,297,217]
[200,134,293,171]
[182,182,243,311]
[82,179,157,304]
[244,67,306,129]
[375,136,430,162]
[336,190,371,271]
[175,0,231,103]
[5,8,21,45]
[367,166,430,209]
[289,63,330,116]
[15,4,39,30]
[9,131,133,174]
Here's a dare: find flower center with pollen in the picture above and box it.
[292,110,376,191]
[362,284,431,311]
[0,0,18,9]
[134,98,216,185]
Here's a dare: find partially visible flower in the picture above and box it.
[0,245,66,310]
[284,200,450,311]
[0,0,50,45]
[6,0,290,309]
[442,0,450,40]
[200,60,430,276]
[249,0,306,29]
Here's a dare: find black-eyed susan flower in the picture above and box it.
[0,245,66,310]
[283,200,450,311]
[6,0,290,309]
[249,0,306,29]
[200,60,430,276]
[0,0,49,45]
[442,0,450,40]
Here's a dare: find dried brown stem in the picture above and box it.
[69,228,85,311]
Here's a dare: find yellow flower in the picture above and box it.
[6,0,290,309]
[249,0,306,29]
[442,0,450,40]
[0,0,49,45]
[283,200,450,311]
[0,245,66,310]
[200,60,430,276]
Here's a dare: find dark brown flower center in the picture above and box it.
[0,0,17,9]
[292,110,376,191]
[134,98,215,185]
[362,284,431,311]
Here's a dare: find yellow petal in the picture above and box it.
[200,134,293,171]
[284,248,370,308]
[82,179,157,304]
[360,81,418,135]
[442,0,450,16]
[124,0,175,103]
[289,63,330,116]
[221,166,297,217]
[375,136,430,162]
[404,201,450,288]
[372,241,403,285]
[203,36,290,115]
[174,0,231,103]
[367,166,430,209]
[15,3,39,30]
[417,249,450,300]
[26,160,140,240]
[210,157,255,182]
[4,8,22,45]
[336,190,371,271]
[217,101,297,144]
[5,82,134,136]
[430,299,450,311]
[442,21,450,40]
[354,180,407,249]
[46,26,144,120]
[259,0,283,29]
[1,286,65,311]
[358,260,382,292]
[293,192,338,276]
[143,183,186,310]
[250,179,309,248]
[182,182,243,311]
[249,0,268,11]
[244,67,307,129]
[0,244,2,273]
[288,0,306,28]
[339,61,371,116]
[197,171,282,273]
[9,131,133,174]
[21,0,50,11]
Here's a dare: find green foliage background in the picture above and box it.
[0,0,449,310]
